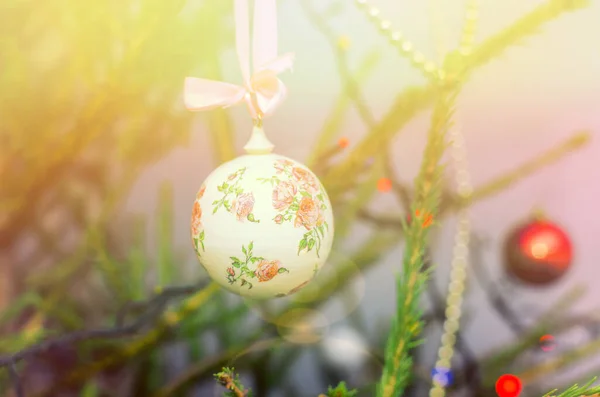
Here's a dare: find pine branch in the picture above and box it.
[0,282,204,367]
[545,371,600,397]
[323,85,435,200]
[20,283,219,397]
[519,339,600,385]
[543,377,600,397]
[323,0,589,200]
[318,381,358,397]
[378,87,456,397]
[361,130,591,229]
[214,367,252,397]
[460,0,590,78]
[454,131,590,209]
[152,348,244,397]
[479,285,588,384]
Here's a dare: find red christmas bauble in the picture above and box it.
[503,218,573,286]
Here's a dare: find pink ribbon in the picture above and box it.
[184,0,294,119]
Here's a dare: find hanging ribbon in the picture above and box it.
[184,0,294,120]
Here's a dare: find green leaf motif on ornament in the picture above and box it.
[191,190,205,254]
[212,167,260,223]
[262,159,330,257]
[225,242,289,290]
[194,230,205,253]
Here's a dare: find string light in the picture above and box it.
[354,0,443,82]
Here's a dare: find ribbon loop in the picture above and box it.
[184,0,293,119]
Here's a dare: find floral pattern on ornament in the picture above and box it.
[212,167,260,223]
[191,184,206,253]
[258,160,330,257]
[226,241,289,290]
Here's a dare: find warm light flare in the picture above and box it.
[530,242,548,259]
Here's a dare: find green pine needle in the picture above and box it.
[377,88,457,397]
[214,367,253,397]
[543,377,600,397]
[321,381,359,397]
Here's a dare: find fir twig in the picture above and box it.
[25,283,219,397]
[519,339,600,384]
[152,349,240,397]
[323,85,435,199]
[455,131,590,209]
[461,0,590,77]
[324,0,589,199]
[362,130,591,228]
[214,367,252,397]
[378,88,457,397]
[543,377,600,397]
[545,371,600,397]
[478,290,592,386]
[318,381,358,397]
[0,281,208,395]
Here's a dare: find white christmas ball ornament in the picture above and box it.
[190,126,334,299]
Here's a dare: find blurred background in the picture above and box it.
[1,0,600,396]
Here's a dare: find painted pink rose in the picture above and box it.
[274,214,284,224]
[227,172,238,181]
[196,184,206,200]
[231,192,255,221]
[227,267,235,276]
[294,196,319,230]
[274,159,294,174]
[191,201,202,235]
[291,167,319,194]
[272,181,297,211]
[255,260,281,282]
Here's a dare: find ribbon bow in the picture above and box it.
[184,0,294,120]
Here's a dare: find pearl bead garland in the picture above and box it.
[354,0,443,82]
[427,1,478,396]
[352,1,479,394]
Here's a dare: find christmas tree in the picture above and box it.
[0,0,599,396]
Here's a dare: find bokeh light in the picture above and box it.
[431,367,453,387]
[495,374,522,397]
[243,249,367,331]
[377,177,392,192]
[338,137,350,148]
[276,307,328,344]
[320,326,378,372]
[539,334,556,352]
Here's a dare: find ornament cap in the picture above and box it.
[244,125,274,155]
[531,207,547,221]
